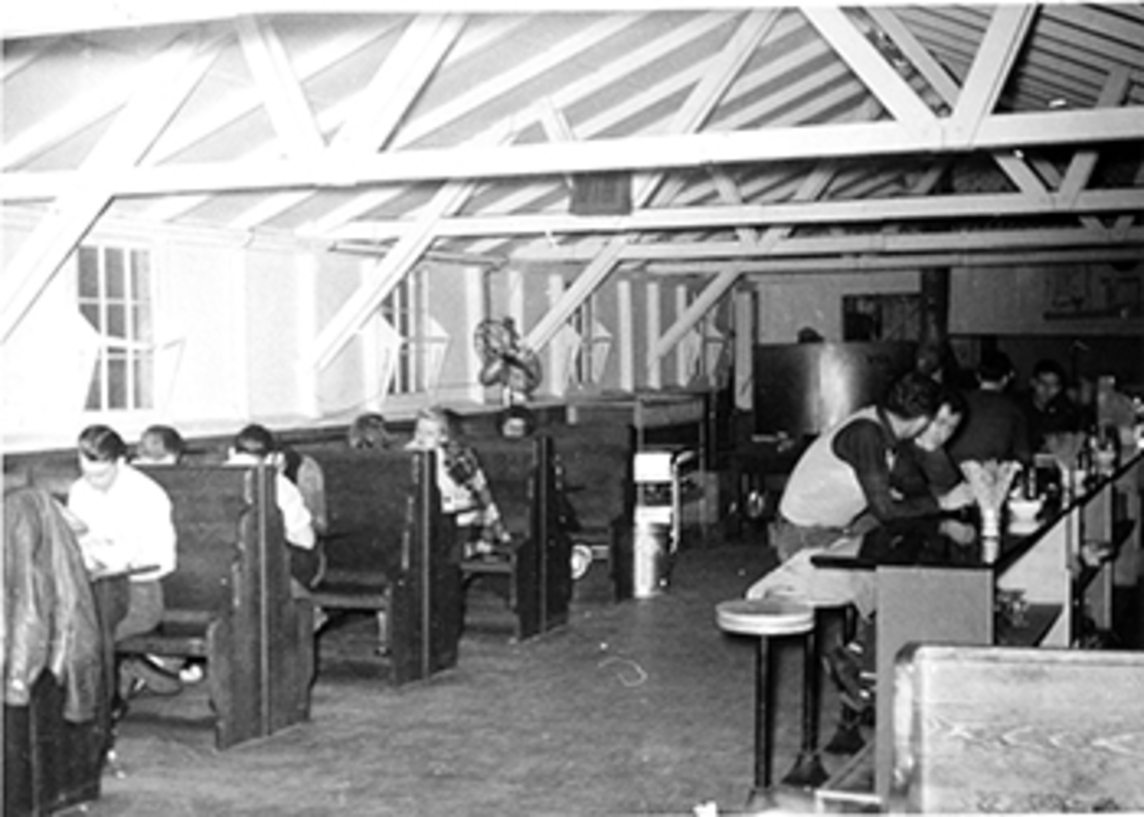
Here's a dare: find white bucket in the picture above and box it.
[633,522,671,599]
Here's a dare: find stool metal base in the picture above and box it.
[745,784,816,814]
[780,750,829,788]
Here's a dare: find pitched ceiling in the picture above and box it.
[3,3,1144,357]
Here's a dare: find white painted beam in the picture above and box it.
[328,187,1144,242]
[0,36,216,344]
[7,107,1142,201]
[801,5,937,134]
[236,16,324,156]
[946,5,1037,143]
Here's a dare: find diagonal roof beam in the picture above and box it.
[0,34,216,344]
[523,10,778,355]
[336,14,464,152]
[236,15,324,156]
[865,7,961,106]
[0,35,187,170]
[309,178,478,370]
[229,14,464,230]
[297,13,649,238]
[141,25,391,222]
[801,5,937,136]
[651,164,835,366]
[946,5,1038,144]
[1059,66,1132,207]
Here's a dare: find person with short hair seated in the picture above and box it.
[67,424,181,700]
[135,424,186,466]
[406,406,512,560]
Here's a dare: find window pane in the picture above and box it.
[80,303,101,332]
[107,354,127,409]
[133,304,152,343]
[106,304,126,339]
[131,250,150,302]
[105,249,125,299]
[134,353,154,409]
[84,358,103,410]
[78,247,100,299]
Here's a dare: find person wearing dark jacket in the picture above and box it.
[948,351,1032,466]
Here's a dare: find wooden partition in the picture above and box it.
[118,465,313,749]
[301,448,459,683]
[466,435,571,639]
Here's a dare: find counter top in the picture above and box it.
[812,448,1143,573]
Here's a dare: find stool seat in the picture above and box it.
[716,598,814,637]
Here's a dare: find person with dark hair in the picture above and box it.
[228,424,322,586]
[1019,358,1084,452]
[67,424,181,696]
[892,386,968,500]
[765,371,974,564]
[135,424,186,465]
[347,412,393,450]
[947,351,1032,466]
[745,373,974,728]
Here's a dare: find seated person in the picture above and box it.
[747,375,973,717]
[948,351,1031,466]
[67,424,181,697]
[227,424,322,588]
[1018,358,1084,452]
[135,424,186,465]
[280,444,328,536]
[347,412,394,450]
[405,406,512,559]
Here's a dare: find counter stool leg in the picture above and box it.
[781,615,828,788]
[750,634,774,800]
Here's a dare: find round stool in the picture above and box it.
[716,597,816,806]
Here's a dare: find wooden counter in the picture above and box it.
[813,448,1144,806]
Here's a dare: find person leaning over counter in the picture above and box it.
[763,371,974,565]
[746,373,974,726]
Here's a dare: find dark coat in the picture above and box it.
[3,487,103,722]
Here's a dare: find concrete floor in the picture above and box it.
[81,543,861,817]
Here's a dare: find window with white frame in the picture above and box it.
[379,267,445,396]
[78,244,155,412]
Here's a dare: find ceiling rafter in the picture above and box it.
[533,224,1144,266]
[328,186,1144,245]
[801,5,937,135]
[236,15,325,156]
[140,25,392,222]
[296,13,659,238]
[9,104,1141,203]
[525,9,778,356]
[651,163,835,366]
[947,4,1038,140]
[1,32,218,343]
[229,14,465,230]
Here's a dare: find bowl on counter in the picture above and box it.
[1007,496,1044,528]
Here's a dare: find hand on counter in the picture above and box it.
[938,482,975,512]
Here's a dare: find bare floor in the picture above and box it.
[82,544,859,817]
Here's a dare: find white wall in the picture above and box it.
[754,271,921,344]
